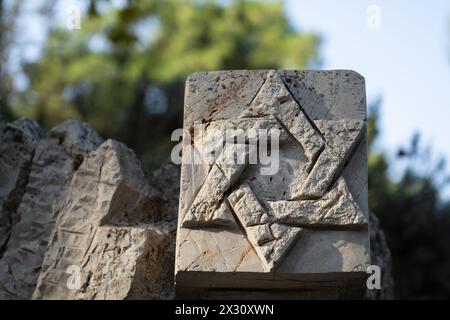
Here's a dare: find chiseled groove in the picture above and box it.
[324,126,365,195]
[279,71,326,142]
[246,70,271,108]
[225,195,269,271]
[274,115,325,176]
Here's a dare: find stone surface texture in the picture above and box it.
[0,119,101,299]
[176,69,371,298]
[0,72,394,299]
[0,119,178,300]
[33,140,175,299]
[0,119,42,260]
[366,212,395,299]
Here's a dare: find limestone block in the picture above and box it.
[0,120,102,299]
[33,140,174,300]
[176,70,370,298]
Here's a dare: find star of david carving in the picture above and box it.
[181,70,367,272]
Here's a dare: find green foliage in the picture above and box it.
[368,103,450,299]
[12,0,319,167]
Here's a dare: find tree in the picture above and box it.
[9,0,319,167]
[368,101,450,299]
[0,0,22,120]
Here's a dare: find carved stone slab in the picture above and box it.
[175,70,369,298]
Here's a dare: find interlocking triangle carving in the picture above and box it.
[181,70,367,272]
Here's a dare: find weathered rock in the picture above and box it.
[12,118,44,140]
[160,164,392,299]
[182,164,233,228]
[33,140,175,300]
[183,70,268,128]
[0,94,394,300]
[47,119,103,166]
[0,119,41,259]
[176,70,370,298]
[366,212,395,299]
[143,162,181,299]
[0,120,102,299]
[227,183,302,272]
[228,183,269,227]
[291,120,365,200]
[242,70,325,167]
[268,178,367,228]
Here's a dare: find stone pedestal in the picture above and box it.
[175,70,369,299]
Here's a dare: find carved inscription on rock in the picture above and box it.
[175,70,369,297]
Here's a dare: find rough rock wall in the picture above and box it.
[0,120,102,299]
[366,212,395,299]
[0,119,178,299]
[33,140,176,299]
[0,119,42,259]
[0,118,392,299]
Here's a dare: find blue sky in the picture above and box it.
[285,0,450,197]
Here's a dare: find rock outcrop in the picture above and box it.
[0,117,392,299]
[0,119,178,300]
[0,119,42,260]
[0,120,102,299]
[366,212,395,299]
[33,140,176,299]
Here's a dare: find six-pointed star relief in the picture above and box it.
[181,70,368,272]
